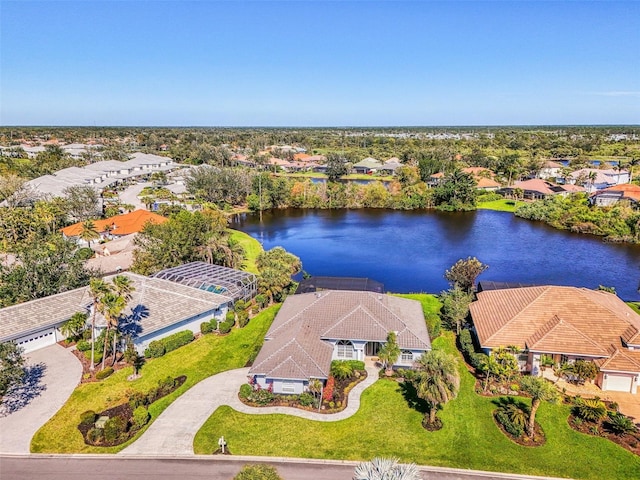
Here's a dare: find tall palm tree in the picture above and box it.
[79,220,100,247]
[88,278,110,371]
[109,275,135,366]
[520,376,559,438]
[415,349,460,426]
[353,457,421,480]
[98,291,126,371]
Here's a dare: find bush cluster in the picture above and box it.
[76,340,91,352]
[322,376,335,401]
[95,367,114,380]
[133,406,150,429]
[298,392,315,407]
[458,329,485,368]
[495,407,524,438]
[246,388,274,405]
[79,410,98,426]
[103,416,127,443]
[234,464,283,480]
[239,383,253,400]
[218,318,235,335]
[200,320,216,334]
[144,330,194,358]
[128,376,182,410]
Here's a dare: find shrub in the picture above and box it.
[495,407,524,438]
[218,320,233,335]
[330,361,354,380]
[133,406,150,429]
[162,330,194,354]
[255,294,268,308]
[237,310,250,328]
[83,349,103,364]
[344,360,365,371]
[144,340,165,358]
[234,464,283,480]
[200,321,214,334]
[239,384,253,400]
[606,412,638,435]
[76,247,95,261]
[298,392,315,407]
[86,427,104,444]
[80,410,98,426]
[574,398,607,422]
[226,311,235,323]
[249,388,274,406]
[95,367,114,380]
[329,401,335,409]
[76,340,91,352]
[157,376,177,395]
[509,384,519,392]
[103,416,127,443]
[323,376,335,402]
[129,391,148,410]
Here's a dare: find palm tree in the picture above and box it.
[88,278,110,371]
[353,457,421,480]
[520,376,559,438]
[98,291,126,370]
[415,349,460,426]
[377,331,400,375]
[60,311,88,341]
[79,220,100,247]
[109,275,135,366]
[478,353,500,392]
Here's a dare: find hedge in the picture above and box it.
[95,367,114,380]
[144,330,194,358]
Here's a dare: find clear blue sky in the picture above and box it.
[1,1,639,126]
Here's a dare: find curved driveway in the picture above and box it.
[0,345,82,453]
[121,364,379,456]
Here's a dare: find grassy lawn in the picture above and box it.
[194,332,640,480]
[627,302,640,315]
[31,305,280,453]
[229,228,263,274]
[477,199,517,212]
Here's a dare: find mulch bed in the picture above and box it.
[241,370,367,414]
[493,412,546,447]
[568,415,640,456]
[69,347,130,383]
[78,375,186,447]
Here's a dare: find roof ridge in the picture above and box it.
[485,286,548,344]
[293,338,330,377]
[600,345,640,370]
[527,315,609,354]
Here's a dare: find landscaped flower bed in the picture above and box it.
[77,375,186,446]
[239,360,367,413]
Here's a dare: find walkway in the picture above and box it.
[121,363,379,455]
[118,182,149,211]
[0,345,82,454]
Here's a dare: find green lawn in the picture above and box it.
[194,333,640,480]
[229,229,263,274]
[628,302,640,315]
[477,199,517,212]
[31,305,280,453]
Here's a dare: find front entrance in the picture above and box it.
[365,342,382,356]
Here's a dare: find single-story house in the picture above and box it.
[0,272,232,354]
[60,210,167,245]
[590,184,640,207]
[469,285,640,394]
[249,291,431,394]
[499,179,585,200]
[353,157,384,174]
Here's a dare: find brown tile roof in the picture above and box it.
[596,347,640,373]
[476,177,501,189]
[249,291,430,380]
[593,183,640,202]
[470,286,640,373]
[61,210,167,237]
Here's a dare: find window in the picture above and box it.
[336,340,354,359]
[282,382,295,393]
[401,350,413,362]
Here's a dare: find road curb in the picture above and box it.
[0,453,574,480]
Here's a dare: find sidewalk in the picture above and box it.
[121,363,379,455]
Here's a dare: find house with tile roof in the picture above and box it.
[499,179,585,200]
[61,209,167,244]
[249,291,431,394]
[590,183,640,207]
[469,286,640,394]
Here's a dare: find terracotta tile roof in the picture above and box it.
[61,210,167,237]
[476,177,501,189]
[513,179,556,195]
[470,286,640,373]
[596,347,640,373]
[593,183,640,202]
[249,291,430,380]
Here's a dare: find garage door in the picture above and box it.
[606,373,633,393]
[15,329,57,353]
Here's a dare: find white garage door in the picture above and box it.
[607,373,633,393]
[15,328,57,353]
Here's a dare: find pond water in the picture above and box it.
[232,209,640,300]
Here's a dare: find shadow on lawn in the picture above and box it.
[0,362,47,417]
[397,380,429,415]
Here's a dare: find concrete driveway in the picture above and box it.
[118,182,149,211]
[0,344,82,453]
[603,391,640,423]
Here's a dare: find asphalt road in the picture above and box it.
[0,456,566,480]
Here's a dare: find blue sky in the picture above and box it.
[1,1,639,126]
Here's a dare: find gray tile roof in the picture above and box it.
[0,272,233,342]
[249,291,430,380]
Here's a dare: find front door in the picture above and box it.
[365,342,381,356]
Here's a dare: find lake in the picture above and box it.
[232,209,640,301]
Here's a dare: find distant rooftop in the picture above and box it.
[295,276,384,294]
